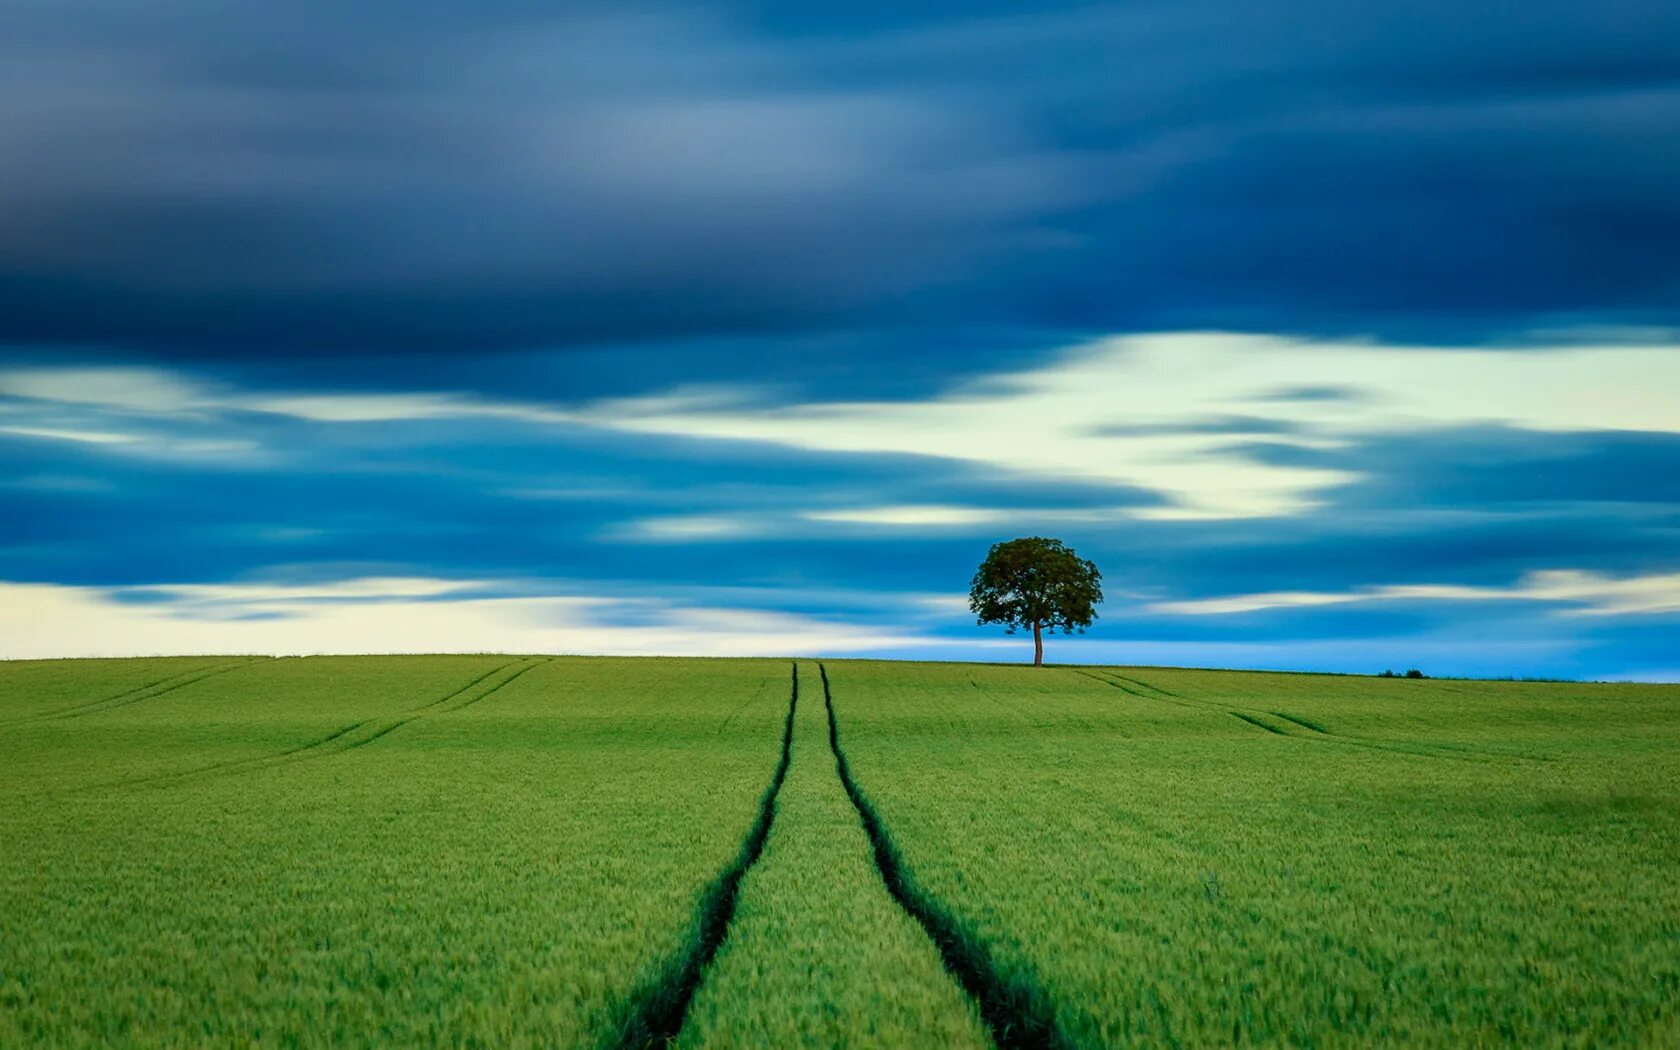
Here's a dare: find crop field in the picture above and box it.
[2,656,1678,1047]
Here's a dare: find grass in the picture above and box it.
[827,660,1680,1046]
[3,654,1678,1046]
[611,663,799,1049]
[1,655,792,1047]
[676,663,988,1049]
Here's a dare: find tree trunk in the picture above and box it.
[1033,620,1043,666]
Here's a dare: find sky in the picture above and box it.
[2,1,1679,678]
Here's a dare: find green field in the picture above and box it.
[3,656,1677,1047]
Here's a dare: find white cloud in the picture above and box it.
[0,578,956,659]
[152,577,487,606]
[581,331,1680,519]
[0,420,257,459]
[619,502,1142,540]
[0,367,266,459]
[0,364,588,429]
[243,393,578,426]
[913,594,974,615]
[0,365,587,462]
[1151,569,1680,617]
[1507,571,1680,616]
[5,332,1678,519]
[613,513,765,542]
[0,424,139,445]
[801,503,1170,528]
[0,366,204,413]
[1150,590,1383,615]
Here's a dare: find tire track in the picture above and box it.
[1082,668,1547,763]
[1270,710,1328,734]
[1104,670,1187,699]
[821,663,1075,1050]
[1231,711,1288,736]
[611,663,798,1050]
[413,659,528,712]
[186,657,544,771]
[434,658,547,716]
[42,657,544,797]
[1080,671,1150,699]
[1071,668,1203,712]
[338,716,419,753]
[5,658,264,726]
[1223,706,1533,762]
[0,663,219,726]
[276,720,365,755]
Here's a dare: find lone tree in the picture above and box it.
[969,537,1103,666]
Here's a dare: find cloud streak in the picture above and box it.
[6,331,1679,519]
[0,577,967,660]
[1153,569,1680,617]
[591,332,1680,518]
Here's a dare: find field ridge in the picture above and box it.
[820,662,1076,1050]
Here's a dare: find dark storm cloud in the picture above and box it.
[3,1,1678,359]
[812,1,1680,340]
[0,2,1079,355]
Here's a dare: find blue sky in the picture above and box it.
[2,2,1678,677]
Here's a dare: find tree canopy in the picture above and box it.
[969,537,1103,665]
